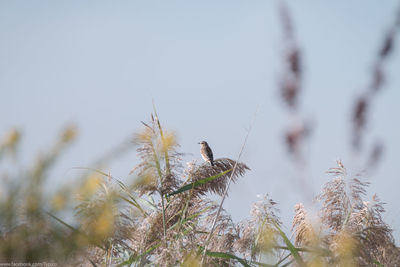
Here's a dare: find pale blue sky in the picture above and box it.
[1,1,399,241]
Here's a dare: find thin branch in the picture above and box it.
[201,106,259,265]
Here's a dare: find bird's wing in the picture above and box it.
[206,146,213,161]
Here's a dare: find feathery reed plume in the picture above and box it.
[349,194,400,266]
[315,160,400,266]
[130,114,181,196]
[234,194,280,260]
[75,180,117,244]
[74,178,141,266]
[203,205,238,254]
[187,158,249,196]
[317,160,368,232]
[129,111,182,242]
[292,203,316,247]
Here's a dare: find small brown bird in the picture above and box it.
[198,141,214,166]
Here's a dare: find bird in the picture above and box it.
[198,141,214,166]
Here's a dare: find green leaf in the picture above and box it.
[72,167,126,189]
[167,169,232,197]
[373,259,384,267]
[181,207,210,224]
[205,251,254,267]
[46,211,80,233]
[274,253,291,266]
[168,207,210,231]
[252,262,276,267]
[273,221,305,267]
[118,195,146,216]
[46,212,105,250]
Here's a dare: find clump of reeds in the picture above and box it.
[123,113,251,266]
[290,160,400,266]
[1,112,399,266]
[1,2,400,266]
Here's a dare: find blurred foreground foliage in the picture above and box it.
[0,113,399,267]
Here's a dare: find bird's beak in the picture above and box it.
[197,142,200,144]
